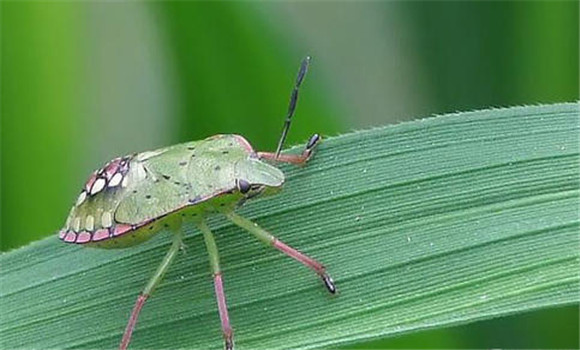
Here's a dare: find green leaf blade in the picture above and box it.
[1,103,578,349]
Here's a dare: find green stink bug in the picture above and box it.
[59,57,336,350]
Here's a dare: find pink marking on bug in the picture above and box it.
[64,231,77,243]
[85,172,97,192]
[113,224,134,236]
[233,135,254,153]
[76,231,92,243]
[104,158,122,179]
[59,230,67,239]
[92,229,110,242]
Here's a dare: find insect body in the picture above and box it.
[60,135,285,248]
[59,57,336,350]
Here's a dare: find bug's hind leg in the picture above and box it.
[119,230,184,350]
[224,211,336,294]
[257,134,321,166]
[197,220,234,350]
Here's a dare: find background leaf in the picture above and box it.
[1,103,578,349]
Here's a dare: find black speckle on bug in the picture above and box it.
[179,161,187,166]
[207,184,213,189]
[132,190,138,194]
[164,224,169,228]
[214,165,221,171]
[146,195,151,199]
[187,146,195,150]
[162,174,171,180]
[149,226,154,230]
[222,150,229,154]
[191,154,196,158]
[154,179,160,183]
[219,203,225,207]
[189,196,202,204]
[191,213,197,217]
[181,213,186,217]
[174,181,181,185]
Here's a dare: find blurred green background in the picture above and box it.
[1,1,578,348]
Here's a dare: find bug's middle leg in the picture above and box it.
[119,229,183,350]
[257,134,320,166]
[224,211,336,294]
[197,219,234,350]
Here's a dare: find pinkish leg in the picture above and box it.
[119,231,183,350]
[119,294,148,350]
[214,273,233,350]
[258,134,321,166]
[197,220,234,350]
[224,211,337,294]
[272,239,336,293]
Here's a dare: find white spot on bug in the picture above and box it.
[121,176,129,187]
[73,217,81,232]
[109,173,123,187]
[102,212,113,228]
[76,191,87,206]
[85,215,95,231]
[135,163,147,180]
[91,178,106,195]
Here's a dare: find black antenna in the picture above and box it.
[275,56,311,158]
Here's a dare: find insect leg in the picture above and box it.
[197,220,234,350]
[258,133,321,166]
[224,211,336,294]
[119,230,184,350]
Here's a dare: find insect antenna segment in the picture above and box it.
[275,56,311,158]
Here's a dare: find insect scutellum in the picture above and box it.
[61,57,335,350]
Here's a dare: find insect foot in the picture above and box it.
[306,133,321,152]
[321,273,337,294]
[225,334,234,350]
[302,133,322,163]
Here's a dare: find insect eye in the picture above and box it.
[236,179,251,194]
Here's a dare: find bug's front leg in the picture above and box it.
[120,230,184,350]
[257,134,321,166]
[197,220,234,350]
[224,211,336,294]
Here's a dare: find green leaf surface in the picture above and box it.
[1,103,579,349]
